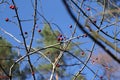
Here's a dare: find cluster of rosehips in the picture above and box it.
[91,57,98,64]
[102,64,110,70]
[5,5,15,22]
[57,34,64,41]
[86,7,97,24]
[24,29,41,35]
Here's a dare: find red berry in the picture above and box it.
[57,37,63,41]
[5,18,9,22]
[87,7,90,11]
[60,37,63,41]
[92,60,95,64]
[38,29,41,33]
[24,32,28,35]
[57,37,60,41]
[69,25,72,28]
[10,5,15,9]
[81,52,85,55]
[56,64,60,67]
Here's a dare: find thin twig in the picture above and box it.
[62,0,120,63]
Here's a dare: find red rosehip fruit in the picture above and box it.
[10,5,15,9]
[57,37,60,41]
[87,7,90,11]
[60,37,63,41]
[81,52,85,55]
[56,64,60,67]
[5,18,9,22]
[38,29,41,33]
[57,37,63,41]
[92,60,95,64]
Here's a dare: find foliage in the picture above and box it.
[0,38,30,80]
[40,24,60,54]
[0,38,14,74]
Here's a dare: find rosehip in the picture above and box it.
[57,37,63,41]
[87,7,90,11]
[92,60,95,64]
[56,64,60,67]
[81,52,85,55]
[57,37,60,41]
[60,37,63,41]
[10,5,15,9]
[5,18,9,22]
[38,29,41,33]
